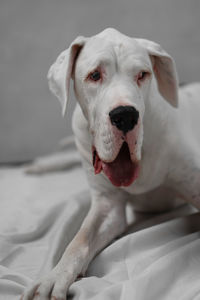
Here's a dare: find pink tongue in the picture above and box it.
[101,143,139,187]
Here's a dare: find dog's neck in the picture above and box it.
[143,77,174,145]
[138,77,176,188]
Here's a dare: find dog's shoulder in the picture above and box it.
[179,82,200,102]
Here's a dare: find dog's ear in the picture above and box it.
[48,36,87,116]
[136,39,179,107]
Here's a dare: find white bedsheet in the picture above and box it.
[0,149,200,300]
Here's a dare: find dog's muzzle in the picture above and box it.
[109,105,139,134]
[92,105,140,187]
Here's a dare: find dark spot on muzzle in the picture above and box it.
[109,105,139,134]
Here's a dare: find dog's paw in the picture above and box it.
[21,268,75,300]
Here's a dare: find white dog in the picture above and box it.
[22,28,200,300]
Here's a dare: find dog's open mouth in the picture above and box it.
[93,142,139,187]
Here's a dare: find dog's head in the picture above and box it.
[48,28,178,187]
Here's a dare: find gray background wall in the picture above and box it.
[0,0,200,163]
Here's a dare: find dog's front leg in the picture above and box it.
[22,190,127,300]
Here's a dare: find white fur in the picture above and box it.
[22,28,200,300]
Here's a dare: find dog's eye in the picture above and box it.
[138,71,148,81]
[137,71,150,86]
[89,70,101,82]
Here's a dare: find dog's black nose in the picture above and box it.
[109,106,139,134]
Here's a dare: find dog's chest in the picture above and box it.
[123,185,184,213]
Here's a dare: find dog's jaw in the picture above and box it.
[92,123,141,187]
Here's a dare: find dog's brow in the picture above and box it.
[84,56,112,75]
[132,62,152,73]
